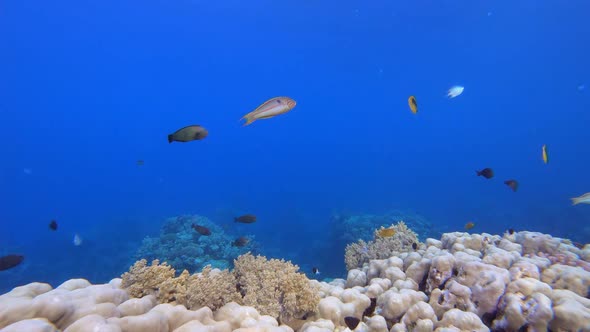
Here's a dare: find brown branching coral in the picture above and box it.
[121,253,320,321]
[186,266,241,311]
[345,221,420,270]
[233,253,320,322]
[121,259,176,300]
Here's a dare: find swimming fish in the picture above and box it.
[447,86,464,98]
[0,255,24,271]
[232,236,250,247]
[476,168,494,179]
[235,214,257,223]
[168,125,208,143]
[344,316,361,330]
[137,160,145,166]
[542,145,549,164]
[192,224,211,236]
[571,193,590,205]
[408,96,418,114]
[312,267,320,275]
[73,234,82,246]
[377,227,396,237]
[49,220,58,231]
[508,228,515,235]
[504,179,519,192]
[363,298,377,317]
[241,97,296,126]
[465,222,475,230]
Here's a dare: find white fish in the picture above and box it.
[241,97,296,126]
[447,86,464,98]
[73,234,83,246]
[572,193,590,206]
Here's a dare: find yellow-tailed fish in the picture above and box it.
[408,96,418,114]
[378,227,396,237]
[571,193,590,205]
[241,97,296,126]
[542,144,548,164]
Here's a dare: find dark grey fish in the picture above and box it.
[476,168,494,179]
[363,298,377,317]
[0,255,24,271]
[344,316,360,330]
[192,224,211,236]
[234,214,257,223]
[232,236,249,247]
[168,125,208,143]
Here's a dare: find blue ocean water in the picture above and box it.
[1,0,589,293]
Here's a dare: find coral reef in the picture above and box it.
[135,215,257,273]
[233,253,320,323]
[3,229,590,331]
[120,253,320,324]
[330,210,440,245]
[0,278,293,332]
[344,221,420,270]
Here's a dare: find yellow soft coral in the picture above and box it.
[186,266,241,311]
[233,253,319,322]
[121,259,176,299]
[121,254,320,322]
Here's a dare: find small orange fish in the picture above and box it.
[241,97,296,126]
[465,222,475,230]
[408,96,418,114]
[377,227,396,237]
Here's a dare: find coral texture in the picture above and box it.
[135,215,257,272]
[0,279,293,332]
[3,229,590,331]
[120,253,320,323]
[344,221,420,270]
[233,253,320,322]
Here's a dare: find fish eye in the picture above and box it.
[277,99,282,104]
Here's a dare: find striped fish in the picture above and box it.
[241,97,296,126]
[572,193,590,205]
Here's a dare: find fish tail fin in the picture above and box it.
[475,170,481,176]
[240,115,254,126]
[167,135,174,143]
[572,198,580,205]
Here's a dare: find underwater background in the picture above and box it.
[1,0,589,294]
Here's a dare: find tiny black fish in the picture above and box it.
[412,242,418,250]
[49,220,58,231]
[312,267,320,275]
[504,179,519,192]
[573,241,585,249]
[192,224,211,236]
[508,228,515,235]
[362,298,377,317]
[137,160,145,166]
[476,168,494,179]
[234,214,257,224]
[0,254,24,271]
[232,236,249,247]
[344,316,361,330]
